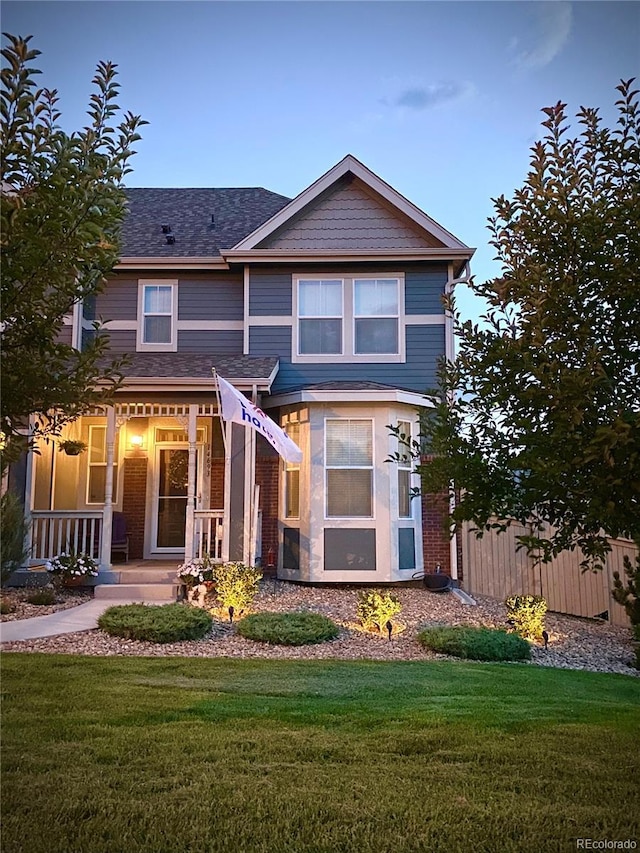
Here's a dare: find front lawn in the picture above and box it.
[2,655,639,853]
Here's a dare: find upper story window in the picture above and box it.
[298,279,343,355]
[137,281,178,351]
[354,279,399,354]
[294,274,404,364]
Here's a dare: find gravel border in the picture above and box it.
[0,587,93,621]
[2,581,637,677]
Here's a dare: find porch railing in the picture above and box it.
[30,511,103,563]
[193,510,224,561]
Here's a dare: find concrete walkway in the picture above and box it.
[0,597,159,643]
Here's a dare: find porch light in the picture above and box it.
[130,434,144,449]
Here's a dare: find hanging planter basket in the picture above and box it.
[58,440,87,456]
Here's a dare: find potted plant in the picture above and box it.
[46,552,99,587]
[58,439,87,456]
[176,553,217,606]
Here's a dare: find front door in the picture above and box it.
[152,444,204,553]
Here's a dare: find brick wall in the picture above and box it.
[256,456,279,572]
[209,459,225,508]
[122,456,147,560]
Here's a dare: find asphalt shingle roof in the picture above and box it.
[110,353,279,382]
[120,187,291,257]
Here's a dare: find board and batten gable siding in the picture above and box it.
[405,268,448,314]
[249,324,444,394]
[257,177,445,251]
[249,271,292,316]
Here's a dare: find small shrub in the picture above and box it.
[505,594,547,640]
[0,598,15,615]
[237,611,340,646]
[213,562,262,616]
[98,603,212,643]
[356,590,402,633]
[418,625,531,661]
[26,589,56,606]
[1,491,29,585]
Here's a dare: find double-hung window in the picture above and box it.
[137,281,177,351]
[298,279,343,355]
[325,419,373,518]
[294,275,403,362]
[396,419,413,518]
[354,279,399,354]
[87,425,118,505]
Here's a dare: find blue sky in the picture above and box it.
[3,1,639,320]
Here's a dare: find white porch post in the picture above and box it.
[184,404,198,561]
[100,407,116,569]
[23,418,36,563]
[222,419,232,562]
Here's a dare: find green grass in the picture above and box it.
[418,625,531,661]
[237,610,340,645]
[1,655,639,853]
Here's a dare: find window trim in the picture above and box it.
[136,280,178,352]
[293,273,405,364]
[86,424,119,506]
[324,417,375,520]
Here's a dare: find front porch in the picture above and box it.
[24,400,266,575]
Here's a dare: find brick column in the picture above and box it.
[122,456,148,560]
[255,455,279,574]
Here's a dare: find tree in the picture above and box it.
[408,79,640,567]
[0,34,146,470]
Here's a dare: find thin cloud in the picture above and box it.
[511,1,573,69]
[389,81,475,111]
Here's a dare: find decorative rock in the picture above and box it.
[1,581,637,677]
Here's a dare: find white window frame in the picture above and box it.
[293,273,405,364]
[137,280,178,352]
[396,419,413,519]
[324,418,375,519]
[86,424,119,506]
[295,278,344,359]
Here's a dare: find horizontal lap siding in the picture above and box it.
[94,278,138,320]
[405,269,448,314]
[178,330,243,353]
[249,272,292,316]
[179,277,243,320]
[97,329,136,352]
[250,325,443,394]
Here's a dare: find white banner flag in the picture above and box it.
[216,373,303,463]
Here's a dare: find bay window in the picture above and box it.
[325,419,373,517]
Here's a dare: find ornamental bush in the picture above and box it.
[237,611,340,646]
[505,594,547,640]
[26,588,56,606]
[213,562,262,616]
[98,603,212,643]
[418,625,531,661]
[356,590,402,633]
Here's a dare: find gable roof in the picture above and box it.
[120,187,291,258]
[228,155,471,254]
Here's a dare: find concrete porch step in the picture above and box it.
[94,583,180,602]
[113,568,179,584]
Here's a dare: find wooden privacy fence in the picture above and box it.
[461,521,636,627]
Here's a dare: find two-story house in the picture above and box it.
[23,155,474,585]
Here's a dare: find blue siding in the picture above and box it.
[97,329,136,353]
[250,325,444,395]
[179,276,242,320]
[405,268,448,314]
[249,271,292,316]
[178,330,243,353]
[94,278,138,321]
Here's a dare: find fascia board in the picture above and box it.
[105,376,276,393]
[223,248,475,263]
[230,154,472,252]
[266,389,433,408]
[116,257,229,270]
